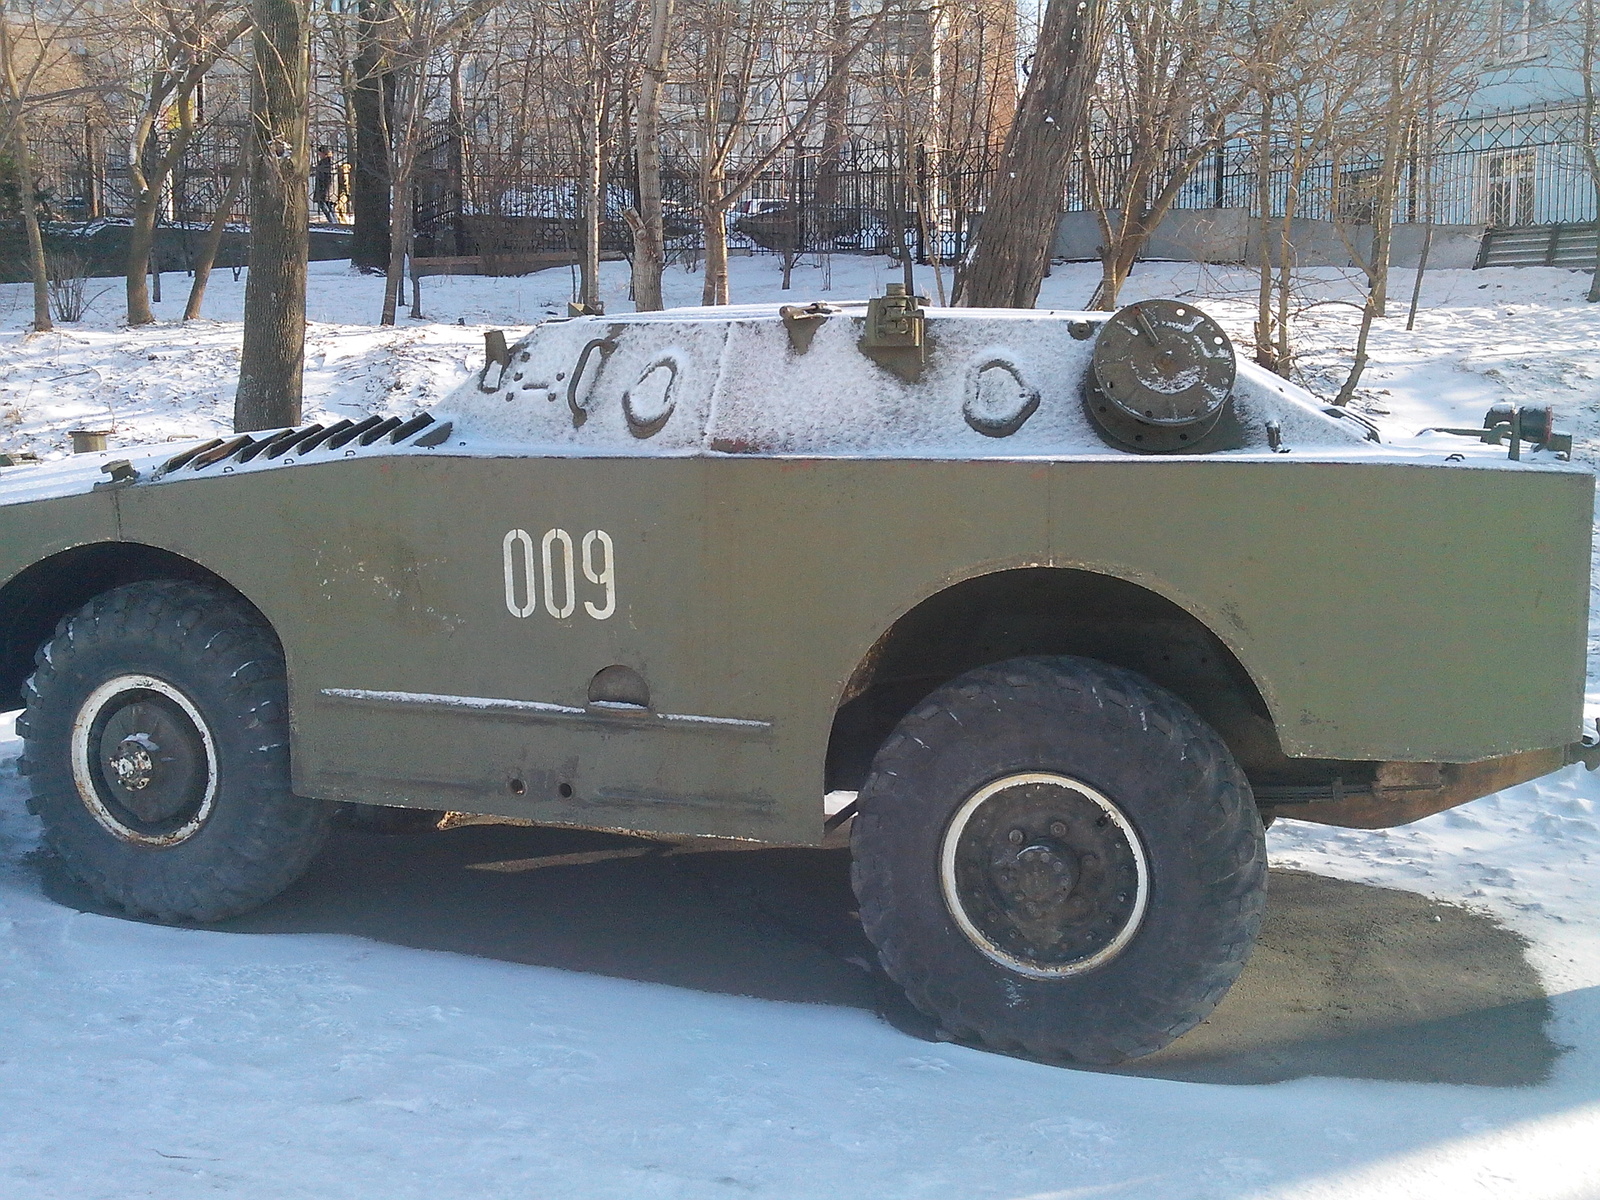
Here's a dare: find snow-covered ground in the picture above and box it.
[3,254,1600,1198]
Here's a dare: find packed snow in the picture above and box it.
[3,253,1600,1198]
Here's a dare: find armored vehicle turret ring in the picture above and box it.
[1086,299,1236,452]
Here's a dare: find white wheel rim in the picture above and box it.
[70,673,218,847]
[939,771,1150,978]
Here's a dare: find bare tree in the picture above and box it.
[360,0,502,324]
[234,0,310,431]
[1083,0,1249,310]
[0,5,50,332]
[677,0,881,305]
[350,0,394,271]
[625,0,672,311]
[956,0,1106,308]
[183,154,248,318]
[0,0,108,333]
[1239,0,1369,374]
[123,0,252,326]
[1578,0,1600,301]
[1333,0,1483,404]
[546,0,640,310]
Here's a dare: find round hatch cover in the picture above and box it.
[1087,300,1236,452]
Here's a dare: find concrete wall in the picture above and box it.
[1245,220,1485,269]
[1053,209,1251,264]
[1054,208,1485,270]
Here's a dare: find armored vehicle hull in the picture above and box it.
[1,297,1591,1063]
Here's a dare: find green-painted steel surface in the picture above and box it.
[0,454,1551,845]
[0,304,1590,848]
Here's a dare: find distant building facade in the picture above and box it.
[1442,0,1593,227]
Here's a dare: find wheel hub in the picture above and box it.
[941,773,1149,977]
[71,674,218,846]
[108,734,158,791]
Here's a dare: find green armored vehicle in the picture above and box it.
[1,291,1592,1065]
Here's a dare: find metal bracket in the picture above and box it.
[779,302,839,354]
[92,459,139,490]
[480,330,512,393]
[859,283,930,382]
[1420,403,1573,462]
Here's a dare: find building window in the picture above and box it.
[1484,149,1536,226]
[1493,0,1546,61]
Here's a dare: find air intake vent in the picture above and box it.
[159,413,452,476]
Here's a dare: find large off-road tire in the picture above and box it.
[852,655,1266,1065]
[17,580,329,922]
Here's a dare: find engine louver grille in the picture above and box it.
[158,413,453,477]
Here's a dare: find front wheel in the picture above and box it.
[852,655,1266,1064]
[18,580,329,922]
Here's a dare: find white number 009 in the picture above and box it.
[502,528,615,621]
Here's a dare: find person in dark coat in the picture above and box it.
[313,146,337,224]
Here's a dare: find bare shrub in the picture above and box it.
[46,250,107,322]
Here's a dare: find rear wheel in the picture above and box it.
[852,655,1266,1064]
[18,580,329,922]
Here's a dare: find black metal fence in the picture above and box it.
[24,120,353,230]
[411,102,1594,270]
[14,98,1588,271]
[411,136,1007,265]
[1103,101,1596,228]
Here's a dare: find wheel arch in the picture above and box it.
[825,566,1290,794]
[0,541,273,708]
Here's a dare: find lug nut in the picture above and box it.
[1050,821,1067,837]
[1008,829,1024,845]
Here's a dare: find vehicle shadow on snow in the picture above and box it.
[36,821,1558,1087]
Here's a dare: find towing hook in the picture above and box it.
[1569,718,1600,771]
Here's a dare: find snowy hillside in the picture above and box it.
[2,255,1600,1199]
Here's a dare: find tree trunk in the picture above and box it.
[1095,229,1142,311]
[1335,295,1377,406]
[185,157,248,320]
[956,0,1104,308]
[382,156,408,324]
[13,115,49,333]
[701,196,730,305]
[814,0,850,211]
[234,0,310,433]
[578,100,602,308]
[628,0,672,312]
[1590,223,1600,303]
[127,111,201,326]
[126,187,164,325]
[1583,0,1600,301]
[1365,14,1410,322]
[351,0,392,273]
[0,11,50,332]
[1254,91,1275,370]
[700,141,729,304]
[1337,0,1411,402]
